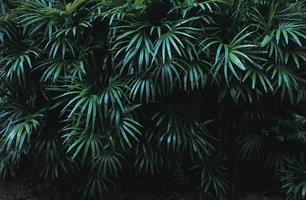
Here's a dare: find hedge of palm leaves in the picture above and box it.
[0,0,306,199]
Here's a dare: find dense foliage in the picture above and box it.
[0,0,306,199]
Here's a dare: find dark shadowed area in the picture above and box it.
[0,180,283,200]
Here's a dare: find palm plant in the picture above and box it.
[279,155,306,200]
[0,0,306,199]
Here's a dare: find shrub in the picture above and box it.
[0,0,306,199]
